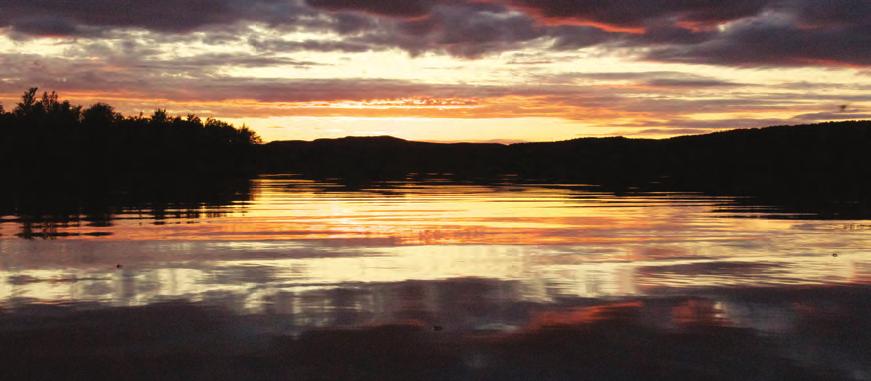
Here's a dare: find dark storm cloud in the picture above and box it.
[249,14,546,58]
[506,0,871,66]
[369,4,546,58]
[646,13,871,66]
[501,0,770,28]
[0,0,441,37]
[304,0,437,18]
[431,0,870,66]
[0,0,260,36]
[0,0,869,67]
[281,1,548,58]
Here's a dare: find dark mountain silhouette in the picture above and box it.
[259,136,509,178]
[260,121,870,189]
[511,121,871,196]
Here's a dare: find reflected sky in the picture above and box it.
[2,176,871,379]
[1,176,868,311]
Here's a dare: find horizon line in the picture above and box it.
[263,120,871,145]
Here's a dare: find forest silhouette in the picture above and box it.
[0,88,261,183]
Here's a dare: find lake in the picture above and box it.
[1,175,870,380]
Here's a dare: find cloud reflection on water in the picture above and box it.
[1,281,870,380]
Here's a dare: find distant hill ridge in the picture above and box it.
[269,120,870,146]
[259,121,871,199]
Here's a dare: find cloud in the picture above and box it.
[500,0,770,30]
[0,0,869,67]
[642,78,745,88]
[661,117,793,130]
[3,46,862,121]
[1,45,866,124]
[248,37,374,53]
[526,0,871,67]
[304,0,437,18]
[790,111,871,121]
[0,0,256,36]
[323,2,549,58]
[646,8,871,66]
[536,71,748,88]
[634,128,718,136]
[0,1,868,137]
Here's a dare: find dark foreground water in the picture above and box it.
[1,176,870,380]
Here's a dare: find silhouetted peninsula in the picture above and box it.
[260,121,870,194]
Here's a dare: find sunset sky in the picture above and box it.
[1,0,869,142]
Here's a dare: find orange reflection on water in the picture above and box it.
[527,301,644,329]
[0,178,801,246]
[1,177,870,310]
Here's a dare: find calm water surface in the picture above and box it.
[1,176,870,380]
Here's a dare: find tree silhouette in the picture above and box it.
[82,103,117,128]
[0,87,261,181]
[14,87,41,119]
[41,91,81,128]
[150,108,169,127]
